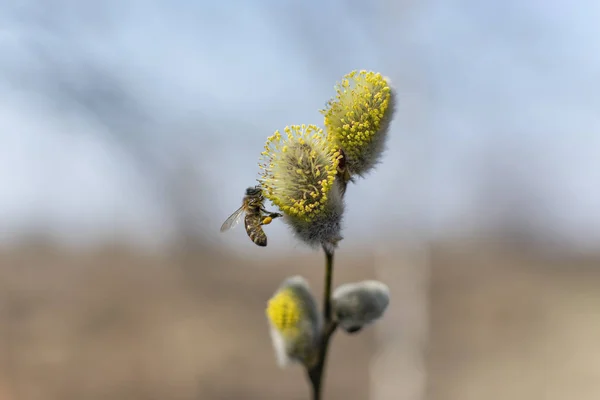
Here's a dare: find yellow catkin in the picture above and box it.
[258,124,340,223]
[266,288,303,338]
[321,70,392,171]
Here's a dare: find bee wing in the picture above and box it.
[220,206,245,232]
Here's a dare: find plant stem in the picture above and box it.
[307,246,337,400]
[323,248,334,322]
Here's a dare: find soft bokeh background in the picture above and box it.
[1,1,599,399]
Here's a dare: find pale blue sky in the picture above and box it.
[0,0,598,254]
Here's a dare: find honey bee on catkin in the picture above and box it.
[220,186,282,247]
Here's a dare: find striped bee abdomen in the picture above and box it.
[245,213,267,247]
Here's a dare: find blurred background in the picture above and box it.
[1,0,599,399]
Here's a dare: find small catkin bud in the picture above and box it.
[332,280,390,334]
[258,125,345,251]
[265,276,322,367]
[321,70,396,178]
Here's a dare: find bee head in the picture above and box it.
[245,186,262,197]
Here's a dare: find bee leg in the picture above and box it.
[260,208,283,220]
[261,211,284,225]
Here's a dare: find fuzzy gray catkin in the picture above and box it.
[332,280,390,333]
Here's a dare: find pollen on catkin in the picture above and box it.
[265,276,322,367]
[332,280,390,334]
[321,70,396,178]
[258,124,345,250]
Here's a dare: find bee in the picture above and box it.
[220,186,283,247]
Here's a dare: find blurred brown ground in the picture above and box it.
[427,243,600,400]
[0,242,599,400]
